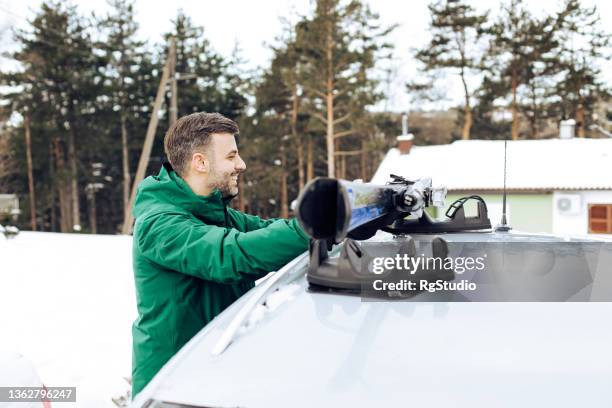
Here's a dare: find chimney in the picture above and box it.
[560,119,576,139]
[397,113,414,154]
[397,134,414,154]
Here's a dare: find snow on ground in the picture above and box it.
[0,231,136,407]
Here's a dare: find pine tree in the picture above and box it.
[553,0,611,137]
[98,0,156,230]
[0,117,15,194]
[413,0,488,140]
[483,0,562,140]
[470,74,512,140]
[275,27,307,189]
[252,47,294,217]
[249,27,314,217]
[1,2,105,231]
[295,0,393,177]
[163,12,248,121]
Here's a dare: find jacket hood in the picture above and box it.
[133,163,231,223]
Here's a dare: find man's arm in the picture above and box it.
[135,213,309,283]
[226,207,279,232]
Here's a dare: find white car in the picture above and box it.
[0,350,51,408]
[132,229,612,408]
[132,178,612,407]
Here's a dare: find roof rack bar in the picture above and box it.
[210,251,310,356]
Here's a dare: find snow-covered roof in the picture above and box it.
[371,138,612,191]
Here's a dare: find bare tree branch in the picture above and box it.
[333,113,351,125]
[334,149,363,156]
[333,129,357,139]
[313,112,328,124]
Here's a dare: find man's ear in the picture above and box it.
[192,152,209,174]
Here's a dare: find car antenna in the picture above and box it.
[495,135,512,232]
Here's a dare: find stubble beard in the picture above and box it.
[208,170,240,200]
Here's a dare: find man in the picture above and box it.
[130,112,309,397]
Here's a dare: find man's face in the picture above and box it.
[205,133,246,198]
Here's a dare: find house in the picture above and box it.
[371,134,612,237]
[0,194,20,224]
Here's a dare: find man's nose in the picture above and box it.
[236,154,246,172]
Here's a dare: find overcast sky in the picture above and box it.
[0,0,610,112]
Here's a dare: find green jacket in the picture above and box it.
[131,164,309,397]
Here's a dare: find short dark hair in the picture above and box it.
[164,112,239,176]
